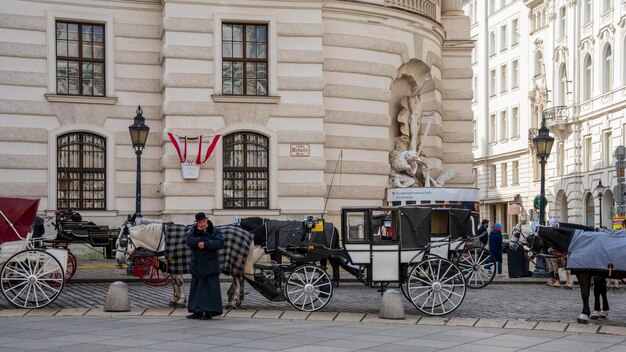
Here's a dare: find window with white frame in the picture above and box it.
[501,163,508,186]
[490,69,496,96]
[511,106,519,137]
[221,23,268,96]
[489,31,496,56]
[583,54,592,100]
[604,131,613,167]
[557,142,565,176]
[602,45,613,93]
[558,7,566,37]
[558,64,567,105]
[489,113,496,142]
[473,76,478,102]
[583,0,592,23]
[584,136,592,171]
[500,25,507,51]
[512,160,519,185]
[602,0,613,12]
[511,59,519,88]
[489,165,496,187]
[511,18,519,46]
[500,64,507,93]
[500,110,507,140]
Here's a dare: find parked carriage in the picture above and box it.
[0,198,68,308]
[246,205,471,316]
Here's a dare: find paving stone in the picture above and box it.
[417,317,448,325]
[386,315,420,324]
[362,313,393,324]
[534,321,567,332]
[55,308,89,316]
[565,323,600,334]
[25,309,60,317]
[446,318,478,327]
[142,308,173,316]
[280,311,311,320]
[307,311,338,321]
[504,320,538,330]
[334,312,365,322]
[84,308,146,316]
[598,325,626,336]
[0,309,28,317]
[475,319,507,328]
[170,308,188,316]
[225,309,256,318]
[253,310,283,319]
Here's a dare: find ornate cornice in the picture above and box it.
[553,46,568,63]
[384,0,438,22]
[597,24,616,45]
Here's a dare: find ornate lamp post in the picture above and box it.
[532,123,554,278]
[128,106,150,216]
[595,180,606,228]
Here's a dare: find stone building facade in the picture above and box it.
[0,0,474,226]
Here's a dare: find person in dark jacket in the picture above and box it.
[477,219,489,246]
[489,222,504,277]
[186,212,225,320]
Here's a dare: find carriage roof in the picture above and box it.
[0,197,40,243]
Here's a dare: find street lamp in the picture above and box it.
[531,123,554,278]
[595,180,606,228]
[128,105,150,216]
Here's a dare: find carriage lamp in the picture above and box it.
[532,123,554,278]
[128,105,150,216]
[595,181,606,228]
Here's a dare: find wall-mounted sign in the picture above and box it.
[181,163,200,180]
[290,144,310,157]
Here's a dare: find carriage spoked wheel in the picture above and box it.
[406,257,466,316]
[456,247,496,289]
[43,251,77,287]
[134,257,171,287]
[0,249,65,309]
[284,265,333,312]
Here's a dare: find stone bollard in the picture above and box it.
[379,289,405,320]
[104,281,130,312]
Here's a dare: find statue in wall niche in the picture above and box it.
[389,136,423,188]
[397,93,422,153]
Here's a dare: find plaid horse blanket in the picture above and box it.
[163,224,253,276]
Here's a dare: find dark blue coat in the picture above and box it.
[477,224,488,245]
[489,229,503,262]
[186,226,225,277]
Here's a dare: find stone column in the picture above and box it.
[441,0,465,16]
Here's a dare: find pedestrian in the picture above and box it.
[476,219,489,246]
[186,212,225,320]
[489,222,504,278]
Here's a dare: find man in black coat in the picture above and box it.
[186,212,225,320]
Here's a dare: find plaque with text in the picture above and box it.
[290,144,310,157]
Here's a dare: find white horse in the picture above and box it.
[115,217,260,309]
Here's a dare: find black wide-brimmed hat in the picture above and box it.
[195,212,208,222]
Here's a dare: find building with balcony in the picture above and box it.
[0,0,475,226]
[466,0,626,230]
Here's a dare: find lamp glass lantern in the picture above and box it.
[533,125,555,159]
[129,106,150,151]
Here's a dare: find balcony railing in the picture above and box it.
[384,0,438,21]
[541,106,569,126]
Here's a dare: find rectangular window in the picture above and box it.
[500,64,507,93]
[223,132,270,208]
[490,165,496,187]
[603,0,613,12]
[604,131,613,167]
[500,25,507,51]
[472,76,478,102]
[489,0,495,14]
[489,114,496,142]
[512,161,519,185]
[490,69,496,96]
[511,18,519,46]
[511,106,519,137]
[489,31,496,56]
[584,0,592,23]
[222,23,268,96]
[584,136,592,171]
[557,142,565,176]
[501,163,508,186]
[500,110,507,140]
[55,21,105,96]
[559,7,566,37]
[511,59,519,88]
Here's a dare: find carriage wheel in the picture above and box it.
[456,247,496,289]
[0,249,64,309]
[406,257,466,316]
[284,265,333,312]
[134,257,171,287]
[43,251,77,287]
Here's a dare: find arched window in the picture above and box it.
[534,51,543,76]
[558,64,567,105]
[223,132,269,209]
[57,132,106,209]
[585,193,595,227]
[583,54,592,100]
[603,45,613,93]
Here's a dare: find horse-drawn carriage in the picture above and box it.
[0,197,68,308]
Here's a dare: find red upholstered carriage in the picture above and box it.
[0,198,67,308]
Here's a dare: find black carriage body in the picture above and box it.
[53,210,115,258]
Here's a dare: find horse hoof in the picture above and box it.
[564,285,574,290]
[590,311,600,320]
[600,311,609,319]
[577,318,588,324]
[168,301,176,308]
[174,303,185,309]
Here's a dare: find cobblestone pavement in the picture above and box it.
[5,281,626,326]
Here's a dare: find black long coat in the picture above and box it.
[186,225,225,314]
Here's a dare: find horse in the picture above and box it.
[237,217,341,286]
[115,216,256,309]
[525,226,626,324]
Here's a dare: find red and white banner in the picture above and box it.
[167,132,221,165]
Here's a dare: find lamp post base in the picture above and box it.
[532,257,552,278]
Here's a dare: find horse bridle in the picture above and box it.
[117,224,135,264]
